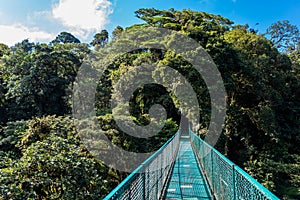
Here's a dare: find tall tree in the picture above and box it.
[112,26,124,39]
[51,32,81,44]
[90,30,109,47]
[266,20,300,53]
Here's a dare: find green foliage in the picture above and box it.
[135,8,233,33]
[1,40,90,122]
[223,27,299,198]
[97,114,178,153]
[0,43,9,57]
[0,116,114,199]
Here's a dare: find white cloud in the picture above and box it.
[0,0,113,45]
[0,24,54,46]
[52,0,113,38]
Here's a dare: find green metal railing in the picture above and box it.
[104,131,180,200]
[189,130,280,200]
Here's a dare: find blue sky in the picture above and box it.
[0,0,299,46]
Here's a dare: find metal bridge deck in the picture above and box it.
[165,136,213,199]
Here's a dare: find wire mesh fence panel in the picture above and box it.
[189,130,279,200]
[234,166,278,200]
[128,174,144,200]
[212,152,234,200]
[148,160,158,200]
[104,131,180,200]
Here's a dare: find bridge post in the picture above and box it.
[232,164,236,200]
[155,154,164,198]
[146,167,150,199]
[211,151,214,194]
[142,169,146,200]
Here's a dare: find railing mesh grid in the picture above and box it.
[104,131,180,200]
[190,130,279,200]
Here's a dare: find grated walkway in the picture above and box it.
[165,136,213,200]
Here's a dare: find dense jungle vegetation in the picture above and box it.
[0,8,299,199]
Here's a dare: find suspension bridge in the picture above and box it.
[104,129,280,200]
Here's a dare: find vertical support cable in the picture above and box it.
[142,167,146,200]
[156,159,159,198]
[211,150,214,193]
[146,167,150,199]
[232,164,236,200]
[128,184,131,200]
[251,185,254,200]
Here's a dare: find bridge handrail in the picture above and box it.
[104,131,180,200]
[189,130,280,200]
